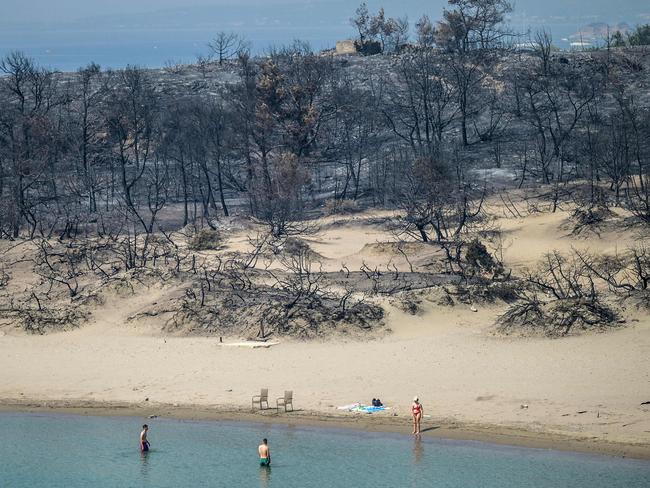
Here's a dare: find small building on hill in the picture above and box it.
[335,40,357,55]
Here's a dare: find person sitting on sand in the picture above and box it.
[411,397,423,435]
[259,438,271,467]
[140,424,150,452]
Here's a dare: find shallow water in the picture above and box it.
[1,413,649,488]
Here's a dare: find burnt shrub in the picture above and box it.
[188,229,222,251]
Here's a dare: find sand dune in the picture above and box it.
[1,205,649,453]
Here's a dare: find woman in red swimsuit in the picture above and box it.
[411,396,423,435]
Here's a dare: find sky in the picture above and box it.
[1,0,649,71]
[1,0,647,24]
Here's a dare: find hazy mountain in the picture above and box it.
[570,22,632,41]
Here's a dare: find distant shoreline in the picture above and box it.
[2,399,649,461]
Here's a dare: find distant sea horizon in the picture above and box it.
[0,27,346,73]
[1,0,647,72]
[0,20,640,73]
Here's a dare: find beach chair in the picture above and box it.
[252,388,269,410]
[276,390,294,413]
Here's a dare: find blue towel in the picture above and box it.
[350,405,389,413]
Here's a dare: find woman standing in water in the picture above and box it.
[411,397,423,435]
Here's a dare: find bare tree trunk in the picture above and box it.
[216,157,229,217]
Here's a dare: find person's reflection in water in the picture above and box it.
[140,449,151,481]
[259,463,272,488]
[413,435,423,465]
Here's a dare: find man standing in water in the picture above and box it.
[140,424,151,452]
[258,438,271,466]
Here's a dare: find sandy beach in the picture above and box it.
[1,308,649,459]
[1,206,649,459]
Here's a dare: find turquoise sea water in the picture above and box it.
[1,413,649,488]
